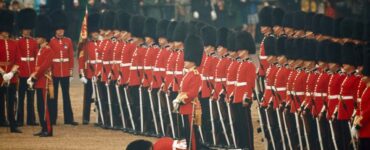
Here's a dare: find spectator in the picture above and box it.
[0,0,6,10]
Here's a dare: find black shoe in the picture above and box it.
[0,121,9,127]
[33,131,44,136]
[39,132,53,137]
[82,120,89,125]
[28,122,39,126]
[10,128,22,133]
[17,122,24,127]
[66,121,79,126]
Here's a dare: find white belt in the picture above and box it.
[87,60,96,64]
[120,63,131,67]
[201,76,207,81]
[111,60,121,64]
[265,86,272,90]
[236,82,247,87]
[328,95,338,100]
[294,92,305,96]
[153,67,165,71]
[314,92,327,97]
[275,87,286,91]
[52,58,69,62]
[306,92,312,97]
[287,90,292,95]
[130,66,143,70]
[166,71,174,75]
[340,96,353,100]
[174,71,183,75]
[215,78,227,82]
[144,66,152,70]
[259,56,267,60]
[226,81,236,85]
[103,61,110,65]
[209,76,214,80]
[21,57,35,61]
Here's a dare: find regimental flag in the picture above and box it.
[79,6,88,43]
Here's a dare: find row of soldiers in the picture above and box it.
[257,7,370,150]
[0,8,78,136]
[77,8,258,150]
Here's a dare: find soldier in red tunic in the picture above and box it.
[198,25,217,146]
[0,10,22,133]
[15,8,38,126]
[78,12,101,125]
[49,10,77,125]
[27,14,54,137]
[172,33,203,150]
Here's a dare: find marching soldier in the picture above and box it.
[233,31,256,150]
[15,8,38,126]
[78,12,101,125]
[172,33,203,150]
[151,19,170,136]
[49,10,77,125]
[127,15,146,134]
[28,14,54,137]
[142,17,160,136]
[0,9,22,133]
[199,25,217,146]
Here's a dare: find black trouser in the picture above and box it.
[97,81,110,127]
[160,90,171,136]
[118,84,131,129]
[266,104,282,150]
[232,103,254,150]
[318,111,335,150]
[108,80,121,128]
[0,86,7,124]
[214,95,231,147]
[258,106,273,150]
[302,109,320,150]
[170,90,183,138]
[149,88,160,135]
[337,120,353,150]
[17,77,36,125]
[52,77,74,124]
[82,78,93,123]
[36,88,53,134]
[128,85,140,131]
[359,138,370,150]
[199,95,211,144]
[284,107,299,150]
[182,114,201,150]
[1,84,17,130]
[141,86,153,133]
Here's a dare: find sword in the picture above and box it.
[329,120,339,150]
[349,121,358,150]
[106,81,114,128]
[216,100,230,146]
[139,86,144,133]
[295,112,304,150]
[209,97,217,146]
[91,78,98,124]
[265,103,276,150]
[301,112,310,150]
[188,102,196,150]
[198,125,205,143]
[316,118,324,150]
[282,109,293,150]
[277,108,287,150]
[123,86,136,130]
[165,92,176,138]
[148,88,159,135]
[115,84,127,129]
[226,102,237,148]
[253,89,269,149]
[157,89,165,136]
[93,77,105,125]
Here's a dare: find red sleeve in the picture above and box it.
[184,74,201,104]
[78,44,86,75]
[15,40,21,66]
[68,38,74,70]
[35,49,54,78]
[247,64,256,100]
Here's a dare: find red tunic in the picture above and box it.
[34,46,54,88]
[285,69,297,112]
[234,59,256,104]
[359,87,370,138]
[258,37,268,77]
[119,42,136,85]
[200,54,214,98]
[212,56,231,100]
[16,37,38,77]
[111,41,124,80]
[327,72,346,120]
[312,71,330,117]
[78,40,101,79]
[49,37,74,77]
[225,59,240,101]
[152,47,170,89]
[173,50,184,92]
[303,70,320,113]
[142,45,160,87]
[291,69,308,113]
[337,74,361,120]
[99,40,115,82]
[163,51,177,91]
[0,39,18,84]
[273,66,290,108]
[179,69,202,115]
[262,64,278,107]
[128,46,146,86]
[356,80,367,115]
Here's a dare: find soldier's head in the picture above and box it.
[35,14,52,44]
[272,8,285,35]
[258,7,273,35]
[50,10,68,38]
[227,31,238,58]
[352,20,365,45]
[116,11,131,39]
[172,21,188,49]
[277,55,287,65]
[143,17,157,44]
[156,20,170,47]
[18,8,36,37]
[126,140,153,150]
[341,39,357,73]
[339,18,353,43]
[282,13,294,37]
[201,25,217,53]
[236,31,255,59]
[216,27,229,56]
[129,15,145,42]
[184,34,203,69]
[304,12,315,39]
[0,10,14,38]
[292,11,305,37]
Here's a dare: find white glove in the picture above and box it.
[193,11,199,19]
[27,77,34,89]
[69,77,74,82]
[80,76,88,84]
[3,72,14,81]
[211,10,217,21]
[92,76,97,83]
[241,0,247,3]
[351,126,359,139]
[172,99,181,112]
